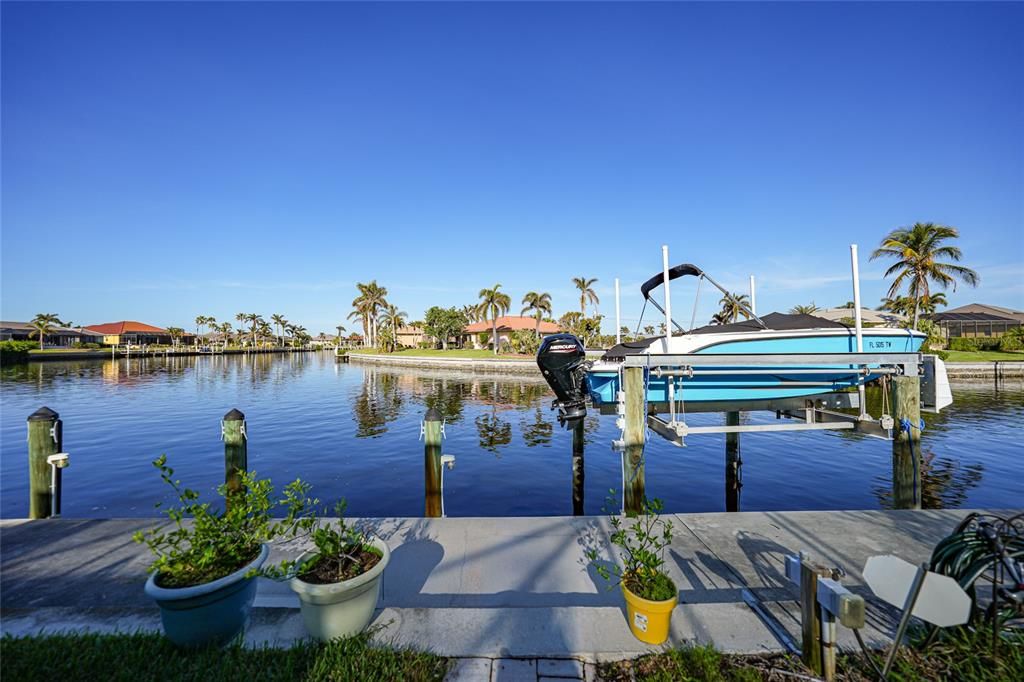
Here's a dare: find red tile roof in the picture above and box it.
[85,321,168,335]
[465,316,560,334]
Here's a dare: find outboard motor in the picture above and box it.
[536,334,589,421]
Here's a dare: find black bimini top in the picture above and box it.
[604,313,850,359]
[689,312,850,335]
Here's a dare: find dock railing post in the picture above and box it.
[222,409,247,505]
[725,411,741,512]
[27,407,62,519]
[424,407,443,518]
[891,375,922,509]
[622,367,646,514]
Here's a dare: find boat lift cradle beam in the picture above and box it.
[609,351,935,446]
[646,402,892,447]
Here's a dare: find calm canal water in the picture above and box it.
[1,352,1021,518]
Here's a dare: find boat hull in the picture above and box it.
[587,331,923,405]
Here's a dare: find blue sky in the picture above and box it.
[2,1,1022,335]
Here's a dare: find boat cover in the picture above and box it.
[605,313,850,358]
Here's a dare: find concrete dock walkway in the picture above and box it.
[1,509,1014,671]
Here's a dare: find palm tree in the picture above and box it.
[716,292,751,324]
[380,305,407,347]
[572,277,599,315]
[271,314,287,347]
[870,222,979,330]
[335,324,346,347]
[166,327,185,347]
[351,281,388,347]
[789,303,819,315]
[461,304,483,323]
[478,284,511,354]
[217,322,233,348]
[521,291,553,338]
[246,314,264,347]
[29,313,62,349]
[879,292,948,318]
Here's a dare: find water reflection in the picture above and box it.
[1,355,1020,518]
[874,450,985,510]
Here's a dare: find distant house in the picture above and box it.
[396,325,426,348]
[0,321,104,347]
[85,321,178,346]
[927,303,1023,339]
[462,316,561,350]
[815,307,905,327]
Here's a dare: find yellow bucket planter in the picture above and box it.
[621,576,678,645]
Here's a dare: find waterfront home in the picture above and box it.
[928,303,1023,339]
[84,321,188,346]
[0,321,104,346]
[815,307,905,327]
[462,316,561,350]
[396,325,426,348]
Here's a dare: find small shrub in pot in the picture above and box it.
[133,455,316,647]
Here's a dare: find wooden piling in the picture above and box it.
[222,408,247,502]
[725,411,741,513]
[27,407,61,519]
[571,418,585,516]
[891,375,922,510]
[622,367,646,515]
[424,407,443,518]
[800,556,830,676]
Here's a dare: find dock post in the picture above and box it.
[27,407,61,519]
[800,553,826,677]
[424,407,443,517]
[572,418,585,515]
[891,375,922,510]
[725,411,741,512]
[622,367,646,515]
[222,409,247,504]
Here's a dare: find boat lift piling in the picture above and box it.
[622,367,647,515]
[422,408,444,518]
[725,411,742,512]
[571,418,585,516]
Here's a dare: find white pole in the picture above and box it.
[662,245,676,423]
[850,245,864,352]
[749,275,757,315]
[851,244,866,418]
[615,278,622,345]
[662,245,672,340]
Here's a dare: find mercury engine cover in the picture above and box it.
[537,333,589,421]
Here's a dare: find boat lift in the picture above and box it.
[603,350,947,448]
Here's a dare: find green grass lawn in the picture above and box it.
[348,348,534,360]
[1,631,449,682]
[941,350,1024,362]
[599,629,1024,682]
[28,348,109,354]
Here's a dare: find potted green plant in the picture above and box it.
[586,496,678,644]
[133,455,315,647]
[268,501,390,641]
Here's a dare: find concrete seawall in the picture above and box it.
[348,352,540,374]
[349,353,1023,381]
[945,361,1024,379]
